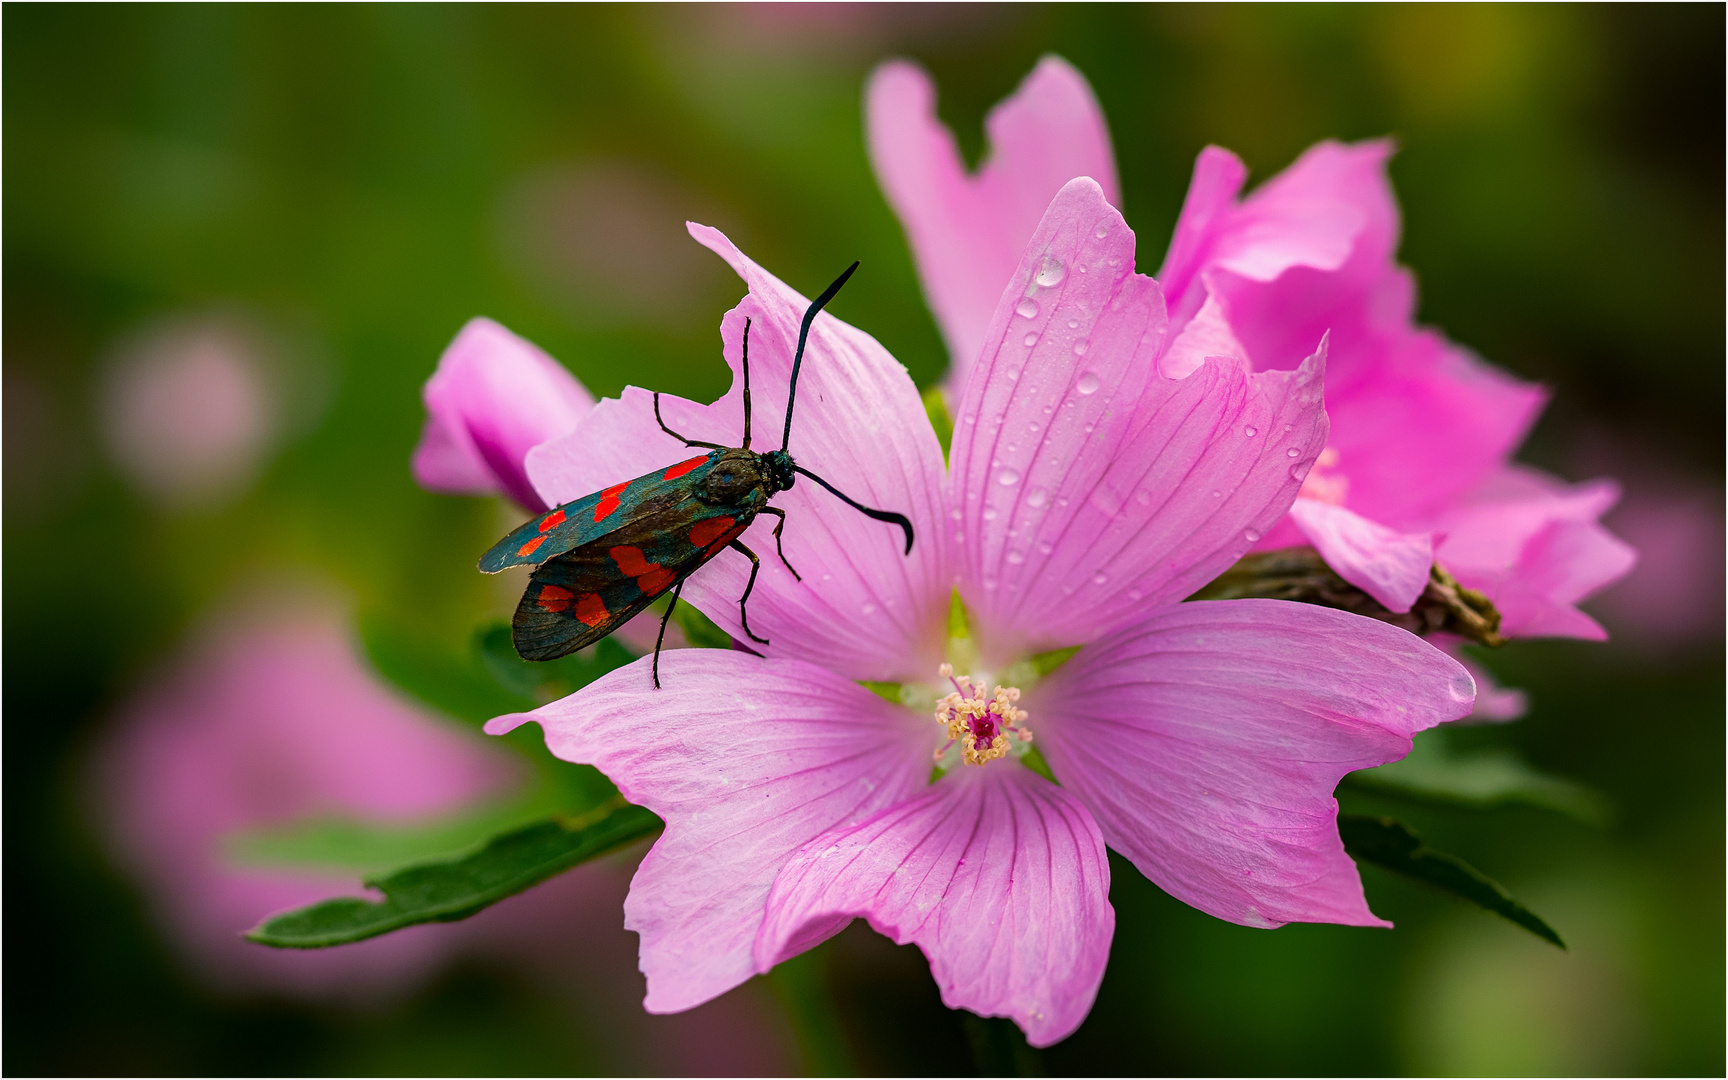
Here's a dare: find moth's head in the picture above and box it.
[760,449,796,494]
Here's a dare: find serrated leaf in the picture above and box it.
[1340,814,1564,948]
[246,802,663,948]
[1349,729,1610,825]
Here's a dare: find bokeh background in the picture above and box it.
[6,4,1722,1075]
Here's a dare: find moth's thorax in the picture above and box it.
[696,448,770,507]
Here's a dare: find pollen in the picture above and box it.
[933,667,1033,767]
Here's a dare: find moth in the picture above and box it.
[478,263,914,686]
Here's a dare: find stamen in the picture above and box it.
[932,667,1033,767]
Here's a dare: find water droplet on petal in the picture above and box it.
[1038,541,1054,555]
[1068,318,1080,329]
[1034,256,1066,287]
[1073,341,1088,356]
[1451,669,1476,703]
[1006,550,1025,565]
[1244,528,1261,542]
[1286,447,1300,457]
[1027,487,1048,507]
[1291,463,1312,481]
[982,506,998,520]
[1092,572,1107,585]
[1095,221,1109,239]
[997,468,1020,486]
[1016,298,1039,319]
[1211,489,1223,498]
[1024,332,1039,347]
[950,508,963,520]
[1244,425,1258,437]
[983,577,999,591]
[1128,588,1143,601]
[862,602,877,615]
[1076,371,1101,395]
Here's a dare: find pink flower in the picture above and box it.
[413,317,596,513]
[867,58,1635,638]
[487,185,1475,1045]
[89,595,521,1000]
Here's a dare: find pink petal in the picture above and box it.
[1159,142,1390,333]
[487,650,931,1013]
[1158,278,1248,380]
[413,318,595,513]
[1288,497,1433,613]
[950,178,1329,659]
[1034,599,1475,928]
[756,764,1113,1048]
[867,56,1118,398]
[525,224,952,681]
[1432,467,1636,640]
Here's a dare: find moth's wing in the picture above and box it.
[512,499,756,661]
[478,451,722,573]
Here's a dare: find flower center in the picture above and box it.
[933,663,1033,767]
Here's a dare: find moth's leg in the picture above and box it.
[740,318,753,450]
[653,579,686,689]
[654,392,724,451]
[729,539,771,645]
[760,506,801,581]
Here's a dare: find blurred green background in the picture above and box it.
[6,4,1721,1075]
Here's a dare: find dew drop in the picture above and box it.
[1291,463,1312,481]
[1092,572,1108,586]
[1243,528,1261,542]
[1128,588,1143,601]
[1015,298,1039,319]
[862,602,877,615]
[950,508,963,520]
[1076,371,1101,395]
[1286,447,1301,457]
[1068,318,1080,329]
[1038,541,1054,555]
[1077,262,1088,274]
[1244,425,1258,437]
[1211,489,1223,498]
[1029,422,1041,433]
[1006,550,1025,565]
[983,577,999,591]
[1023,332,1039,347]
[1450,670,1476,703]
[997,468,1020,486]
[1095,221,1109,239]
[982,506,998,520]
[1027,487,1049,507]
[1073,341,1088,356]
[1034,256,1066,287]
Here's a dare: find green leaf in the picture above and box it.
[1340,814,1565,948]
[671,598,734,649]
[474,621,635,703]
[1030,644,1081,677]
[246,802,663,948]
[360,610,528,726]
[922,385,954,463]
[1348,728,1611,825]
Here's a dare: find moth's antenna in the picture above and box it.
[781,261,860,454]
[741,318,753,450]
[793,465,914,554]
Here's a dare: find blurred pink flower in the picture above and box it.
[413,317,596,513]
[867,57,1635,639]
[99,314,278,508]
[493,191,1473,1045]
[90,596,522,1000]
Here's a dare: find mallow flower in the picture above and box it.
[484,181,1475,1045]
[413,316,597,514]
[867,56,1634,642]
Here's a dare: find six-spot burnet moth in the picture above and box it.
[478,262,914,687]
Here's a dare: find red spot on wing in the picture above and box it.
[704,523,749,558]
[517,536,547,558]
[663,456,707,481]
[611,545,677,598]
[593,482,630,523]
[538,509,566,533]
[537,585,574,612]
[574,592,610,627]
[688,516,736,549]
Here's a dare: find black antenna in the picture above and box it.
[781,261,860,453]
[740,318,752,450]
[793,464,914,554]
